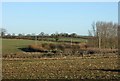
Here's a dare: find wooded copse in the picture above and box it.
[88,21,118,49]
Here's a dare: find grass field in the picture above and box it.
[45,37,87,42]
[2,39,35,54]
[2,38,86,54]
[2,39,55,54]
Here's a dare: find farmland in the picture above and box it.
[2,38,86,54]
[2,55,119,79]
[1,2,119,80]
[2,39,120,79]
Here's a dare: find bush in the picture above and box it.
[64,43,71,49]
[41,43,50,49]
[49,43,56,50]
[71,44,80,55]
[56,44,65,51]
[28,44,47,52]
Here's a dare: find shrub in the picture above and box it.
[71,44,80,55]
[56,44,65,51]
[28,44,47,52]
[49,43,56,50]
[41,43,49,49]
[64,43,71,49]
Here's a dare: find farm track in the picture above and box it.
[2,54,118,61]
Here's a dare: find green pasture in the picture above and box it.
[40,37,87,42]
[2,38,86,54]
[2,39,52,54]
[59,37,87,42]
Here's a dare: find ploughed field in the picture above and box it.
[2,55,119,79]
[2,39,120,79]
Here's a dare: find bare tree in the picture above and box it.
[0,28,6,37]
[88,21,118,49]
[55,32,59,42]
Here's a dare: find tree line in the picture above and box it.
[0,29,80,38]
[0,29,86,43]
[1,21,118,49]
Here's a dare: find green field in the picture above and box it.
[2,38,86,54]
[40,37,87,42]
[59,37,87,42]
[2,39,56,54]
[2,39,35,53]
